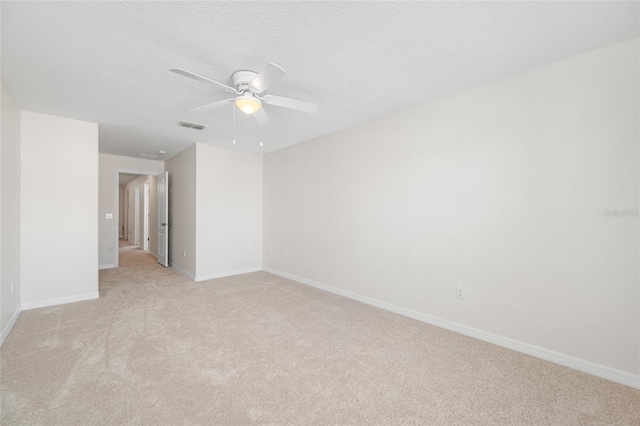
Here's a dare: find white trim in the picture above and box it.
[264,267,640,390]
[98,263,116,270]
[0,308,22,346]
[196,267,262,282]
[170,263,196,281]
[22,292,100,311]
[169,265,263,282]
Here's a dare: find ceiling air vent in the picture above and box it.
[138,153,159,159]
[178,120,207,130]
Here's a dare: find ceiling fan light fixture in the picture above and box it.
[235,94,262,114]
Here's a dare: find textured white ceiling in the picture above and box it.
[2,1,638,158]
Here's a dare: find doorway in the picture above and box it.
[115,170,161,268]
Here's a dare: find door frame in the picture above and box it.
[114,169,161,268]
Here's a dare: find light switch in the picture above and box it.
[106,213,114,219]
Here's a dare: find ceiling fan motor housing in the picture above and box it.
[232,70,259,93]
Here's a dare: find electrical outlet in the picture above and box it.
[266,250,270,257]
[285,253,289,262]
[456,285,465,299]
[11,283,14,294]
[183,250,187,258]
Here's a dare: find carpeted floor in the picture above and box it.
[1,245,639,425]
[118,239,158,267]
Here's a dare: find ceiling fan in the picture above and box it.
[170,63,317,126]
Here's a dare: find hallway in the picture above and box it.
[118,238,157,267]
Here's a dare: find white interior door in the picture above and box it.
[124,189,129,240]
[157,171,169,267]
[134,186,140,246]
[143,182,149,251]
[127,190,134,243]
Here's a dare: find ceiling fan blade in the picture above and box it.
[254,108,271,127]
[263,94,318,114]
[190,98,234,112]
[250,63,286,93]
[170,68,238,94]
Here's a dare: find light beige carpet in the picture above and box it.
[1,247,639,425]
[117,239,158,267]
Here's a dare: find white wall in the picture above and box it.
[1,79,22,343]
[195,143,263,280]
[165,144,197,277]
[264,38,639,379]
[98,153,164,268]
[21,111,99,309]
[164,143,263,280]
